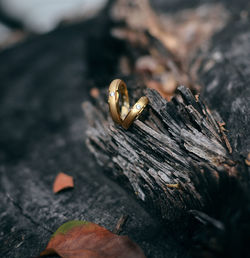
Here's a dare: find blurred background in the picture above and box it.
[0,0,107,47]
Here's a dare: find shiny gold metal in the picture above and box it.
[122,96,149,129]
[108,79,130,124]
[108,79,148,129]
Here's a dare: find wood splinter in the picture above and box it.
[83,85,234,223]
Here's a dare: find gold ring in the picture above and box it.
[108,79,148,129]
[122,96,149,129]
[108,79,130,124]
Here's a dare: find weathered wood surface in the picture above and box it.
[0,20,186,258]
[199,21,250,158]
[0,0,250,257]
[84,0,249,223]
[83,0,250,256]
[84,85,234,222]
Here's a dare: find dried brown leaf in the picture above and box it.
[53,172,74,193]
[90,88,100,99]
[40,220,146,258]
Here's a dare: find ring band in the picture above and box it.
[108,79,130,124]
[108,79,148,129]
[122,96,149,129]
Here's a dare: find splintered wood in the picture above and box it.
[83,86,234,222]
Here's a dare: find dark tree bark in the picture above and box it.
[0,0,250,258]
[83,0,250,256]
[199,22,250,158]
[83,0,250,225]
[84,85,235,223]
[0,22,185,258]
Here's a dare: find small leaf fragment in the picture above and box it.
[90,87,100,98]
[40,220,146,258]
[53,172,74,193]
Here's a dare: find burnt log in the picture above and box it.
[0,21,184,258]
[83,0,250,256]
[83,84,234,223]
[198,21,250,158]
[0,0,250,257]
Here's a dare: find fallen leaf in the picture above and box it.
[90,87,100,99]
[53,172,74,193]
[40,220,146,258]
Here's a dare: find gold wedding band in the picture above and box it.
[108,79,130,124]
[108,79,148,129]
[122,96,148,129]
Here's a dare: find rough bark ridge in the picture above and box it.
[84,85,234,222]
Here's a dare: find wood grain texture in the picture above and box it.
[84,84,235,222]
[0,21,185,258]
[0,0,250,257]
